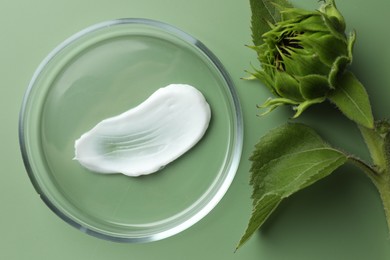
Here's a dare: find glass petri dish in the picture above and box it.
[19,18,243,242]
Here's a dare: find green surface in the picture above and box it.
[1,0,390,259]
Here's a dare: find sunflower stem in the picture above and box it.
[358,124,390,233]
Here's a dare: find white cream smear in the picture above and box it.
[74,84,211,177]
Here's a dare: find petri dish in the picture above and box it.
[19,18,243,242]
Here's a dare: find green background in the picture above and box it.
[2,0,390,259]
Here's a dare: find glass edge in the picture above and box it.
[18,17,244,243]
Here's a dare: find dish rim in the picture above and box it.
[18,18,243,243]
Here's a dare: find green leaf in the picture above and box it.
[236,123,347,250]
[250,0,293,46]
[328,71,374,128]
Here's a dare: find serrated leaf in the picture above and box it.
[236,123,347,250]
[328,71,374,129]
[250,0,293,45]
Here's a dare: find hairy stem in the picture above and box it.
[358,124,390,232]
[359,125,388,174]
[347,155,379,181]
[374,175,390,233]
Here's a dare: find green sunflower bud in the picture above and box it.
[252,0,355,118]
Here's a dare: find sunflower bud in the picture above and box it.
[251,0,355,117]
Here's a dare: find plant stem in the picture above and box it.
[359,125,388,174]
[358,124,390,231]
[374,175,390,232]
[347,155,379,181]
